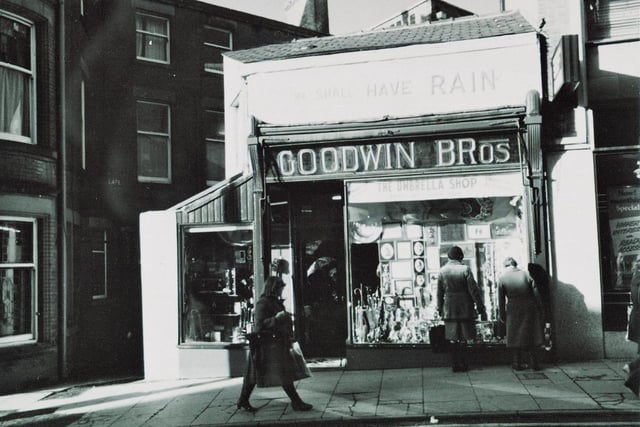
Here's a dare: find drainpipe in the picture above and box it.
[58,0,69,379]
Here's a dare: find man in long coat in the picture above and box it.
[498,257,544,370]
[437,246,486,372]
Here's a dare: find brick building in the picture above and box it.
[0,0,322,393]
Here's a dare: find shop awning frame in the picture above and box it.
[173,173,254,225]
[258,107,526,146]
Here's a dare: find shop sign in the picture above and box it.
[608,186,640,289]
[247,38,541,125]
[267,133,518,179]
[348,173,523,203]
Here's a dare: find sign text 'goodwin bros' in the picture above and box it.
[267,134,519,179]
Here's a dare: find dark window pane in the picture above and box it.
[0,220,33,263]
[137,103,168,133]
[0,15,31,70]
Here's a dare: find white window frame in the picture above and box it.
[136,101,171,184]
[0,11,36,145]
[91,230,107,300]
[203,26,232,75]
[135,12,170,64]
[205,109,225,186]
[0,217,37,345]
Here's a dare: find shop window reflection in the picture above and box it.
[182,227,253,344]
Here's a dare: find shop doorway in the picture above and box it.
[288,181,347,358]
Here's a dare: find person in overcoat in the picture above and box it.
[623,258,640,396]
[498,257,544,370]
[437,246,487,372]
[237,277,312,412]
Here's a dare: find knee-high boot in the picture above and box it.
[283,382,313,411]
[237,379,256,412]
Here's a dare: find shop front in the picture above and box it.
[222,11,547,370]
[257,113,543,367]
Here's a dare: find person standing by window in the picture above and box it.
[498,257,544,370]
[437,246,486,372]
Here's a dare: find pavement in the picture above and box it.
[0,359,639,426]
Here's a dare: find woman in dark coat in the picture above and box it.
[437,246,486,372]
[498,257,544,370]
[237,277,312,412]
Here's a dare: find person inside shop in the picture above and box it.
[623,255,640,396]
[437,246,487,372]
[304,257,347,355]
[237,276,313,413]
[498,257,544,371]
[271,258,290,279]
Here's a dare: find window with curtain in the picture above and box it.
[0,12,33,144]
[203,26,231,74]
[137,101,171,183]
[0,218,36,344]
[205,109,225,185]
[90,230,107,300]
[136,12,169,64]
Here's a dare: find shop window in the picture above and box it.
[135,12,169,64]
[203,26,231,75]
[136,101,171,183]
[346,174,528,345]
[596,152,640,330]
[0,12,34,144]
[0,218,36,344]
[89,230,107,300]
[205,109,225,185]
[182,226,253,344]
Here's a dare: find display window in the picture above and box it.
[181,226,253,344]
[346,173,528,345]
[595,152,640,331]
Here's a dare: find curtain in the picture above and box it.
[0,67,27,137]
[136,15,167,61]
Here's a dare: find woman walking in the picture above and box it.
[237,276,313,412]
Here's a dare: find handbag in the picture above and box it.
[289,341,312,381]
[429,324,447,353]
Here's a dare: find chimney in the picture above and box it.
[284,0,329,33]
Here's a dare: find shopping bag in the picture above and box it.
[290,341,312,380]
[429,324,447,353]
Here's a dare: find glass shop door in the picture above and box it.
[287,181,347,358]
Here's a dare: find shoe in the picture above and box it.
[512,363,526,371]
[291,400,313,411]
[237,400,257,412]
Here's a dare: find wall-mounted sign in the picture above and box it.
[550,34,580,102]
[266,132,519,180]
[247,36,541,125]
